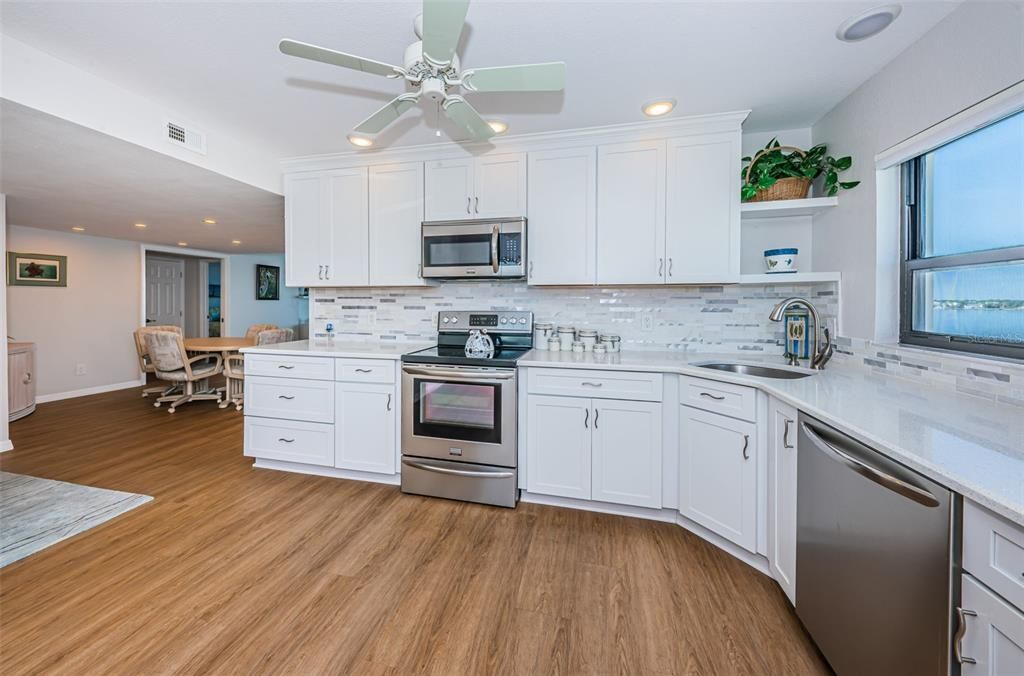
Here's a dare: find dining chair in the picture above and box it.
[134,325,184,401]
[222,328,294,411]
[144,331,224,413]
[244,323,279,340]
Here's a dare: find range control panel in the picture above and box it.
[438,311,534,334]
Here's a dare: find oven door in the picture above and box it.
[421,221,524,278]
[401,364,517,467]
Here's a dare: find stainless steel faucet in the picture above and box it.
[769,297,834,370]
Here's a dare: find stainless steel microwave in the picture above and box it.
[421,218,526,279]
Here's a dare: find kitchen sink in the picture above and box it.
[695,363,815,379]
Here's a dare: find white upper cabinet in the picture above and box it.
[369,162,427,286]
[590,398,662,508]
[284,172,327,287]
[325,168,369,286]
[527,147,597,285]
[425,158,474,220]
[597,140,667,284]
[424,153,526,221]
[665,133,740,283]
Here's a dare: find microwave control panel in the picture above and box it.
[498,233,522,266]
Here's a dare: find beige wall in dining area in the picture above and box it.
[6,224,142,400]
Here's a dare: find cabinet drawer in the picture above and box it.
[527,368,663,402]
[335,358,395,384]
[245,354,334,381]
[964,500,1024,610]
[681,375,756,422]
[244,376,335,423]
[244,417,334,466]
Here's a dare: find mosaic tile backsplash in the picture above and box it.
[310,282,839,354]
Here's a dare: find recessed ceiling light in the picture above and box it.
[487,119,508,134]
[231,240,242,245]
[347,134,373,148]
[836,4,901,42]
[177,241,188,246]
[202,218,217,225]
[134,223,147,228]
[72,226,85,232]
[642,98,676,117]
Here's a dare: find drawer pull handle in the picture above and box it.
[742,434,750,460]
[278,395,295,400]
[277,365,295,370]
[355,368,373,373]
[954,607,977,665]
[700,392,725,400]
[581,382,603,388]
[278,438,295,443]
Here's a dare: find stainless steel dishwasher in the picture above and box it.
[796,413,955,675]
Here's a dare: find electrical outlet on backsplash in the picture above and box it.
[308,282,839,355]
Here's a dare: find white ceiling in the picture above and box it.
[1,101,284,253]
[0,1,961,157]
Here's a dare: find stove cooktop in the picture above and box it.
[401,310,535,369]
[401,345,530,369]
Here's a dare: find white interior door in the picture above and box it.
[527,147,597,285]
[146,257,184,329]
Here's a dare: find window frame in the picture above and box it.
[899,146,1024,360]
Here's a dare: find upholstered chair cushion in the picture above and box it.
[255,328,294,345]
[245,323,279,339]
[145,331,186,372]
[157,360,221,382]
[134,325,184,372]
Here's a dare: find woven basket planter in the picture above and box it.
[743,145,813,202]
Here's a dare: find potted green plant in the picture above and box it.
[741,139,860,202]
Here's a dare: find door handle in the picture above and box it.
[277,395,295,400]
[699,392,725,400]
[466,196,471,214]
[584,408,589,428]
[491,224,500,273]
[741,434,749,460]
[386,393,392,411]
[954,607,977,665]
[783,418,794,448]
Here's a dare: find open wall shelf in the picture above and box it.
[740,196,838,219]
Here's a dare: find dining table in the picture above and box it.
[183,336,256,405]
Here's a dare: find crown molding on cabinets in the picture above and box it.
[280,110,751,173]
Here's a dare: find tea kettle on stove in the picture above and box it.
[464,329,495,358]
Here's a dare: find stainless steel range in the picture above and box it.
[400,310,533,508]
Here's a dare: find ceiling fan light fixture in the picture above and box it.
[231,240,242,245]
[836,4,901,42]
[72,226,85,232]
[177,241,188,247]
[134,223,147,229]
[347,134,374,148]
[487,119,508,134]
[642,98,676,118]
[202,218,217,225]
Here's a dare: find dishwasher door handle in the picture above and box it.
[800,422,941,508]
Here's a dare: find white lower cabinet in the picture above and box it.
[526,393,663,508]
[335,381,397,474]
[678,405,758,552]
[768,398,798,605]
[959,574,1024,674]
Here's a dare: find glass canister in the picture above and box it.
[571,340,585,353]
[577,329,598,351]
[601,335,621,353]
[547,336,562,352]
[534,322,554,350]
[593,343,607,355]
[556,326,576,351]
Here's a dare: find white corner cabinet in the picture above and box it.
[243,353,400,482]
[282,111,752,289]
[767,397,798,604]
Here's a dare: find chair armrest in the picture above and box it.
[225,354,244,368]
[188,353,223,370]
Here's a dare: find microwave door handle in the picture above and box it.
[491,224,500,273]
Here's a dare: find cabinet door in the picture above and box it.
[591,399,662,508]
[284,172,326,287]
[335,382,397,474]
[369,162,427,286]
[665,133,740,282]
[960,574,1024,675]
[325,167,369,286]
[596,140,666,284]
[768,398,798,605]
[527,147,596,285]
[526,395,592,500]
[679,406,758,552]
[424,158,473,220]
[474,152,526,218]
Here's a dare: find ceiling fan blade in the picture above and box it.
[353,94,420,135]
[461,62,566,92]
[442,95,495,142]
[422,0,470,68]
[279,39,401,78]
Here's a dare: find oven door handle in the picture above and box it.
[491,224,500,273]
[402,458,515,479]
[402,366,514,382]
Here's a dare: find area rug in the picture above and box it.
[0,471,152,568]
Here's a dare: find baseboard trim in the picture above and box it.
[252,458,401,486]
[0,439,13,453]
[37,379,143,404]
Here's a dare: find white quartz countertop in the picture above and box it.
[240,339,433,360]
[520,349,1024,525]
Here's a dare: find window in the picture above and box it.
[901,110,1024,359]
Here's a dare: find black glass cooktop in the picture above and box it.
[401,345,531,369]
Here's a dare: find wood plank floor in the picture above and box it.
[0,386,829,675]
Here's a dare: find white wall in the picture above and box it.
[1,196,10,450]
[7,225,143,399]
[227,254,303,336]
[811,0,1024,339]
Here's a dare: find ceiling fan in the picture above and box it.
[279,0,565,144]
